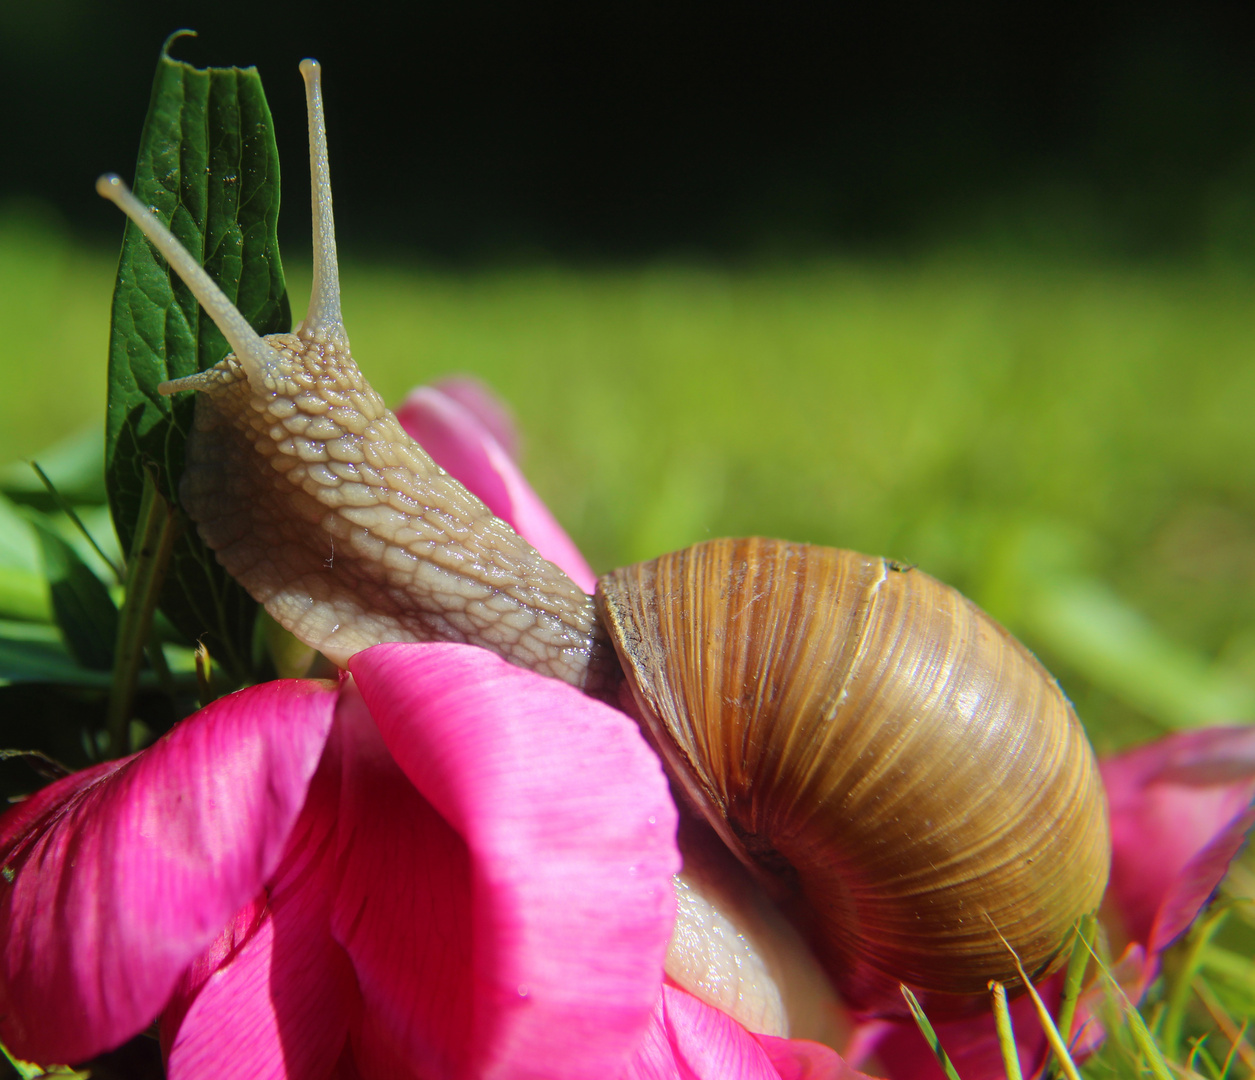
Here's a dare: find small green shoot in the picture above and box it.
[1045,912,1097,1080]
[900,984,963,1080]
[30,461,121,580]
[1162,902,1232,1060]
[0,748,71,782]
[0,1039,89,1079]
[195,639,213,710]
[989,980,1023,1080]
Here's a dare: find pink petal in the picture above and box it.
[840,1020,893,1073]
[395,385,597,592]
[433,376,520,460]
[1101,726,1255,947]
[159,894,270,1042]
[621,985,865,1080]
[162,901,352,1080]
[162,732,356,1080]
[329,680,474,1080]
[0,680,338,1064]
[1148,799,1255,956]
[756,1033,880,1080]
[347,642,679,1080]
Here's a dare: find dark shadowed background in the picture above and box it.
[5,0,1255,262]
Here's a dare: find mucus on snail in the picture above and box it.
[98,60,1110,1027]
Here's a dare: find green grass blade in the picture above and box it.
[1163,903,1231,1061]
[1072,918,1177,1080]
[0,1039,89,1079]
[900,984,963,1080]
[1124,1001,1176,1080]
[1189,1037,1221,1079]
[1193,976,1255,1075]
[1012,966,1082,1080]
[1046,911,1096,1080]
[987,920,1082,1080]
[1201,937,1255,998]
[30,461,120,579]
[1217,1019,1249,1078]
[1022,575,1255,729]
[989,981,1023,1080]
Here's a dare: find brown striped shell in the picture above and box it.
[596,537,1110,1016]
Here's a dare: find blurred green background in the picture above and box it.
[2,3,1255,753]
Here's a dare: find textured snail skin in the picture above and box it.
[176,331,603,684]
[597,538,1111,1016]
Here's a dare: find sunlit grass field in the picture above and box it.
[5,212,1254,752]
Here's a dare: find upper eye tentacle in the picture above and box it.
[297,59,347,352]
[95,175,288,396]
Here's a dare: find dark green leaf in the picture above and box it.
[104,33,290,684]
[107,464,177,757]
[0,622,72,693]
[29,516,118,671]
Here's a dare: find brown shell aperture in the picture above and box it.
[596,537,1110,1014]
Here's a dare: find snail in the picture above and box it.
[98,59,1110,1023]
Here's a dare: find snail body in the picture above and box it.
[99,60,1109,1020]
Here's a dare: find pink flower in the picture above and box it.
[1103,726,1255,966]
[0,680,338,1066]
[0,637,695,1077]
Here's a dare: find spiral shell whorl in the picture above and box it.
[596,537,1110,1014]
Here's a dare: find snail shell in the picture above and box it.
[597,538,1110,1013]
